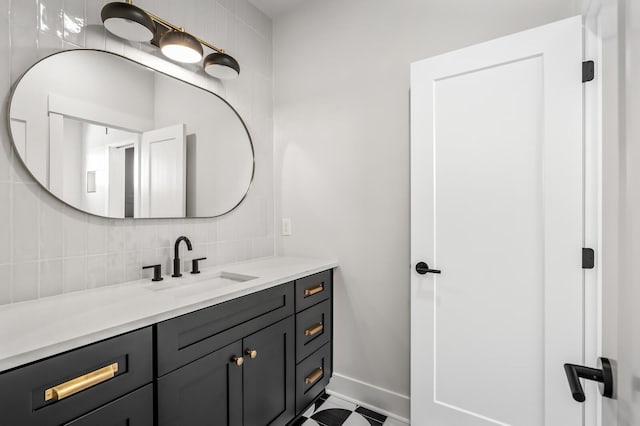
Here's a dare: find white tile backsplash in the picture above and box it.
[39,259,63,298]
[106,252,125,285]
[86,254,107,288]
[0,129,10,183]
[13,183,39,263]
[62,209,87,257]
[62,0,86,46]
[0,264,10,304]
[12,261,39,302]
[62,256,85,293]
[1,0,274,305]
[86,216,107,255]
[38,0,63,37]
[39,193,64,260]
[0,182,11,264]
[217,240,252,265]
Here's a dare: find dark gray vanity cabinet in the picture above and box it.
[243,318,295,426]
[64,384,154,425]
[293,270,333,413]
[157,341,244,426]
[0,269,334,426]
[0,327,153,426]
[157,318,295,426]
[156,283,297,426]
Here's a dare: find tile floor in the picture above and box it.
[292,392,408,426]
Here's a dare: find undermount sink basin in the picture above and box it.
[147,271,257,298]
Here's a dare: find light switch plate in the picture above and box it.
[282,218,292,236]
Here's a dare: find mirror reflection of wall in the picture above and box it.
[9,50,254,219]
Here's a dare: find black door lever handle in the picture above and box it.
[564,357,615,402]
[415,262,441,275]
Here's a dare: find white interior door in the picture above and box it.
[140,124,186,218]
[107,146,125,218]
[411,16,586,426]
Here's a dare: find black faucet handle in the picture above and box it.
[191,258,207,274]
[142,264,163,282]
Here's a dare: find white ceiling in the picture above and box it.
[248,0,308,19]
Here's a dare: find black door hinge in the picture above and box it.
[582,61,595,83]
[582,248,595,269]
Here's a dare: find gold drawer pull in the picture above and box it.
[305,323,324,337]
[45,363,118,402]
[305,367,323,385]
[304,284,324,297]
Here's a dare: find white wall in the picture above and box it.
[273,0,581,418]
[600,0,640,424]
[0,0,274,303]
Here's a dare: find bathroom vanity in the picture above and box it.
[0,257,336,425]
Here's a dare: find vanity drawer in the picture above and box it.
[0,327,152,426]
[296,300,332,362]
[65,384,153,425]
[295,270,332,313]
[296,344,332,413]
[156,282,295,376]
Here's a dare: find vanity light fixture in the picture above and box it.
[204,53,241,79]
[100,1,155,42]
[101,0,240,78]
[160,30,203,64]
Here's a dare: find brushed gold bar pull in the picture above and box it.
[305,367,323,385]
[304,284,324,297]
[305,323,324,337]
[45,363,118,402]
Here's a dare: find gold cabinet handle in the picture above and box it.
[304,284,324,297]
[45,362,118,402]
[232,356,244,366]
[305,323,324,337]
[245,349,257,359]
[305,367,323,385]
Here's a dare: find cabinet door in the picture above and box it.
[243,317,295,426]
[64,384,153,426]
[157,341,243,426]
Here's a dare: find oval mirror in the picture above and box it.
[8,49,254,219]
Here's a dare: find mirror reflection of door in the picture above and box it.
[47,114,187,219]
[48,115,142,218]
[139,124,187,218]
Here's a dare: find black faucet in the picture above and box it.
[172,236,193,278]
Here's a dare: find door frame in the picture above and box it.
[582,1,604,425]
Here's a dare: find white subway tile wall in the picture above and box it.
[0,0,274,304]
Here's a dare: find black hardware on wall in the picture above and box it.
[582,248,595,269]
[564,357,615,402]
[415,262,441,275]
[583,61,595,82]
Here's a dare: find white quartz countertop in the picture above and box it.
[0,256,337,373]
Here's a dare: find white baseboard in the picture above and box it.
[327,373,410,423]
